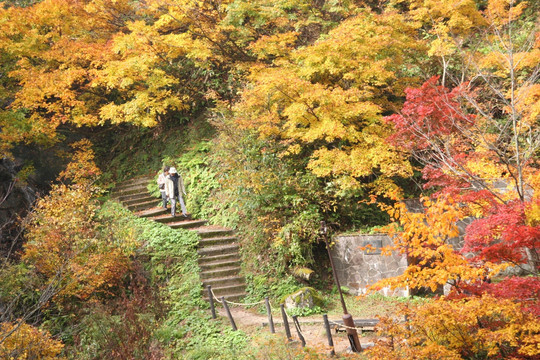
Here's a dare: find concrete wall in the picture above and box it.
[330,195,530,297]
[330,234,409,296]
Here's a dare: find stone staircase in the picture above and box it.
[197,227,246,302]
[112,176,159,211]
[113,176,246,301]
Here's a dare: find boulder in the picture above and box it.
[283,287,323,309]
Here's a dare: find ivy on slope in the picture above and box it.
[132,215,249,359]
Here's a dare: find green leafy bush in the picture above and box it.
[286,305,324,317]
[0,262,42,321]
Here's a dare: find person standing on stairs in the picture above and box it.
[157,166,170,209]
[165,167,188,217]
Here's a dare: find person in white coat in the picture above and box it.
[157,166,170,209]
[165,167,187,217]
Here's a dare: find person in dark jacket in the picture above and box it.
[164,167,187,217]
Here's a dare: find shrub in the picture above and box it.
[0,321,65,360]
[366,294,540,360]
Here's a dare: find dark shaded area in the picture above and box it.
[0,144,68,259]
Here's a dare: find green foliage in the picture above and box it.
[132,213,249,358]
[244,274,304,305]
[0,262,42,321]
[151,139,221,220]
[177,141,221,220]
[204,128,327,269]
[286,305,324,317]
[96,114,216,183]
[65,201,247,358]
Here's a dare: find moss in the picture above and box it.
[291,267,314,281]
[280,287,324,308]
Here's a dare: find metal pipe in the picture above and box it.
[321,221,348,314]
[343,313,362,352]
[320,220,362,352]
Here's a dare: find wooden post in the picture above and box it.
[221,296,237,331]
[280,304,292,341]
[323,314,335,356]
[265,297,275,333]
[207,285,216,319]
[292,315,306,347]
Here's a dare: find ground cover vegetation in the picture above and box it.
[1,142,252,359]
[0,0,539,358]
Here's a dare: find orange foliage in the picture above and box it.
[58,139,102,185]
[371,196,506,293]
[0,321,65,360]
[366,295,540,360]
[22,141,135,301]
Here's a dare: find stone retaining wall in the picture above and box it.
[330,234,409,296]
[330,196,529,297]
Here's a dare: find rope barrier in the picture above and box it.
[208,287,368,332]
[209,287,221,303]
[328,319,363,331]
[209,287,266,306]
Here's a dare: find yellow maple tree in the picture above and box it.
[234,9,424,193]
[22,140,136,301]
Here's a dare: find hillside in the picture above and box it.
[0,0,538,358]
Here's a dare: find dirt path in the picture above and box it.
[217,306,376,354]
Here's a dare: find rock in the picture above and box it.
[283,287,323,309]
[291,267,314,281]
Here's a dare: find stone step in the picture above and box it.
[202,275,245,288]
[200,266,242,280]
[137,207,169,218]
[113,185,150,198]
[122,194,157,206]
[127,199,161,211]
[153,214,193,224]
[203,292,247,303]
[203,283,246,297]
[198,244,239,257]
[196,227,235,239]
[198,252,240,266]
[199,259,241,271]
[115,176,153,189]
[119,176,249,308]
[203,292,246,303]
[115,180,150,192]
[199,236,237,247]
[126,200,160,211]
[169,219,208,230]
